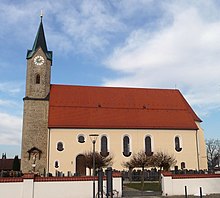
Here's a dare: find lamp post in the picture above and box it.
[89,134,99,198]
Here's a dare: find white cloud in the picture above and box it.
[104,3,220,114]
[0,112,22,145]
[52,0,125,53]
[0,99,18,107]
[0,82,22,95]
[0,1,127,55]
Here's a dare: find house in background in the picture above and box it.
[21,17,207,175]
[0,153,20,172]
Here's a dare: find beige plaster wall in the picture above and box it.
[196,122,208,170]
[48,127,207,175]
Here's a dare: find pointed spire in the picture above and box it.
[32,18,48,53]
[26,14,52,61]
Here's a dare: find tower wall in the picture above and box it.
[21,99,49,173]
[21,46,51,174]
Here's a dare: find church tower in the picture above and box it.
[21,16,52,174]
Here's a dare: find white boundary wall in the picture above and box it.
[0,174,122,198]
[162,173,220,196]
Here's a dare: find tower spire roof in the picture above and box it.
[26,15,52,61]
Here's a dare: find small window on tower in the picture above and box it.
[57,142,64,151]
[36,74,40,84]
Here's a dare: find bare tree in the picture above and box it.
[123,151,176,188]
[123,151,152,190]
[151,151,177,171]
[122,161,135,182]
[84,151,113,175]
[206,139,220,171]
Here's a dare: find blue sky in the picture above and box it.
[0,0,220,158]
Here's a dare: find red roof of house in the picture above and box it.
[48,84,201,130]
[0,159,14,171]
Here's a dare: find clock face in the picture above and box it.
[34,55,45,65]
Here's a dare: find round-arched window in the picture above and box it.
[100,135,109,157]
[55,161,59,168]
[175,136,182,152]
[57,142,64,151]
[123,135,131,157]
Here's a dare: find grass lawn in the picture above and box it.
[124,181,161,191]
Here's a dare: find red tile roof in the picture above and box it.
[48,85,201,130]
[0,159,14,171]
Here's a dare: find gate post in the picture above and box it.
[98,168,103,198]
[106,167,113,198]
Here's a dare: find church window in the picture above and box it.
[57,142,64,151]
[78,135,85,143]
[36,74,40,84]
[145,136,153,156]
[181,162,186,169]
[123,136,131,157]
[100,135,109,157]
[55,161,59,168]
[175,136,182,152]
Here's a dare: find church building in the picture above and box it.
[21,18,207,175]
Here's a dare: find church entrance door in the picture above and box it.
[76,154,86,176]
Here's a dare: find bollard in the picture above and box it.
[184,186,188,198]
[98,168,104,198]
[106,167,113,198]
[200,187,202,198]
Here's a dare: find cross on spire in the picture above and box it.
[40,10,43,21]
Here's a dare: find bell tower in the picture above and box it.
[21,15,52,174]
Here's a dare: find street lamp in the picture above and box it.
[89,134,99,198]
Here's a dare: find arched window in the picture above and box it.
[123,136,131,157]
[55,161,59,168]
[100,136,109,157]
[181,162,185,169]
[145,136,153,156]
[78,135,85,143]
[175,136,182,152]
[57,142,64,151]
[36,74,40,84]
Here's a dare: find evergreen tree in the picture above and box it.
[12,155,20,171]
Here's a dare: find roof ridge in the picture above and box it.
[51,84,179,91]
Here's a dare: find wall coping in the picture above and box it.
[162,172,220,179]
[0,178,23,183]
[0,172,121,183]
